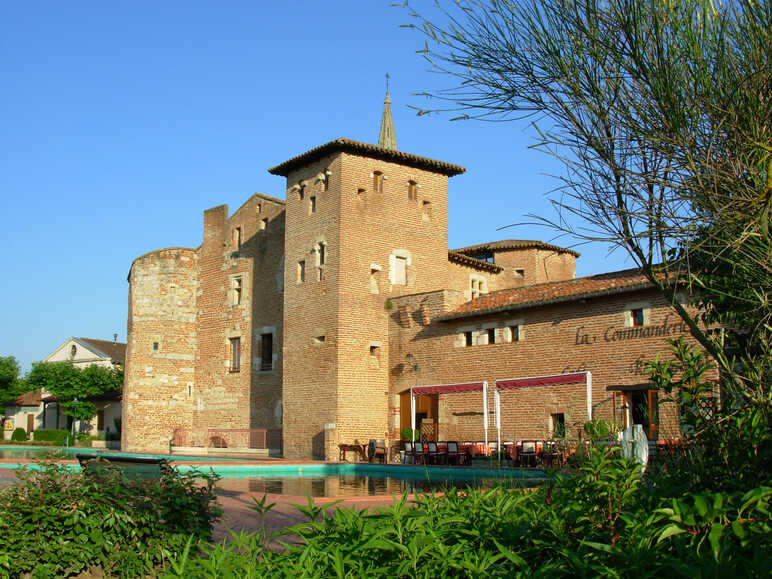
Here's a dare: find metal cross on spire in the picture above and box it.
[378,72,397,151]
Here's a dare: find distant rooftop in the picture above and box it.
[268,138,465,177]
[453,239,580,258]
[437,268,654,321]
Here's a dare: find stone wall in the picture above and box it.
[123,248,198,452]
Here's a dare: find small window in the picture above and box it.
[373,171,383,193]
[470,277,487,299]
[229,337,241,372]
[309,196,316,214]
[551,413,566,438]
[233,227,242,250]
[260,333,273,370]
[487,328,496,344]
[318,242,326,266]
[152,342,159,352]
[407,180,417,201]
[392,256,407,285]
[297,260,306,283]
[297,184,305,201]
[509,325,520,342]
[422,200,432,220]
[260,218,268,230]
[232,277,243,305]
[369,344,381,367]
[514,268,525,279]
[464,331,474,347]
[631,308,645,326]
[70,344,77,358]
[314,335,326,345]
[322,170,330,191]
[357,187,366,197]
[256,203,262,215]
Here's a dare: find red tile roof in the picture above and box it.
[268,138,466,177]
[437,268,655,320]
[453,239,580,257]
[11,389,42,406]
[447,250,503,273]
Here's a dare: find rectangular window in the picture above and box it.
[232,277,243,305]
[514,268,525,279]
[297,260,306,283]
[233,227,242,250]
[260,333,273,371]
[309,196,316,214]
[407,180,417,201]
[230,337,241,372]
[393,256,407,285]
[631,308,645,326]
[260,218,268,230]
[464,331,474,347]
[318,242,326,266]
[509,325,520,342]
[551,413,566,438]
[322,170,330,191]
[487,328,496,344]
[152,341,159,352]
[373,171,383,193]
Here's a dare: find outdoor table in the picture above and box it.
[338,443,367,462]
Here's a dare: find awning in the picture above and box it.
[606,383,651,392]
[412,382,485,395]
[495,372,588,390]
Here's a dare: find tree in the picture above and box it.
[402,0,771,384]
[26,361,123,421]
[0,356,26,406]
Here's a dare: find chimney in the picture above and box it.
[113,333,118,344]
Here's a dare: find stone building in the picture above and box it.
[123,94,703,458]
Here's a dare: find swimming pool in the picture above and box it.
[0,445,245,461]
[0,446,549,497]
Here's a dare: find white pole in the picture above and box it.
[482,382,489,448]
[495,388,501,461]
[586,371,593,420]
[410,389,416,442]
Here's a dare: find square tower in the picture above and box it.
[269,138,464,459]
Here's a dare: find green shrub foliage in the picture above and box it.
[32,429,73,446]
[10,427,27,442]
[166,446,771,577]
[0,458,221,577]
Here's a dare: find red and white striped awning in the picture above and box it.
[495,372,588,390]
[411,382,485,395]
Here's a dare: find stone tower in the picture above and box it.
[269,94,464,458]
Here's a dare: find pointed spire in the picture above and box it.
[378,73,397,151]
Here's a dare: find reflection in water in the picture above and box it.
[215,473,526,498]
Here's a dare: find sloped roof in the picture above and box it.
[11,389,42,406]
[77,338,127,365]
[453,239,580,257]
[437,268,654,321]
[268,138,465,177]
[447,250,504,273]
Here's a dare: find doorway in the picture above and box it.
[629,389,659,440]
[26,413,35,435]
[399,391,438,438]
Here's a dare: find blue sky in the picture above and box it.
[0,1,631,372]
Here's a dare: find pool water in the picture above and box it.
[0,445,243,462]
[0,446,548,497]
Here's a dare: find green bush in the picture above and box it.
[399,427,419,441]
[33,429,73,446]
[166,446,771,577]
[10,427,27,442]
[0,458,221,577]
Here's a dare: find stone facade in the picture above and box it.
[123,136,709,458]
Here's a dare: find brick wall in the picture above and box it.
[388,287,707,444]
[123,248,198,452]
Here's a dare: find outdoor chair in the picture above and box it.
[427,441,443,465]
[403,441,414,464]
[519,440,538,467]
[369,439,387,463]
[413,441,426,465]
[446,441,462,465]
